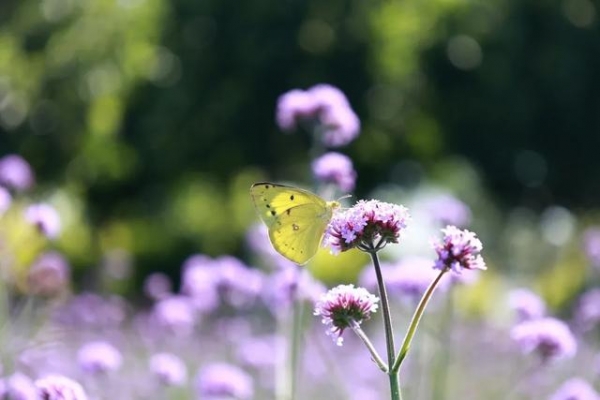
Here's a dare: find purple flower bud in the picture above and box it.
[149,352,187,387]
[0,154,34,191]
[508,288,546,322]
[77,341,123,374]
[24,203,61,239]
[0,373,36,400]
[311,152,357,192]
[324,199,410,253]
[34,375,87,400]
[510,317,577,363]
[195,363,254,400]
[432,225,486,273]
[549,378,600,400]
[27,251,70,297]
[314,284,379,346]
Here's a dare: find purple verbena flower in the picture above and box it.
[583,227,600,268]
[0,186,11,215]
[324,199,410,253]
[311,152,357,192]
[152,295,197,336]
[574,288,600,332]
[508,288,546,322]
[77,341,123,374]
[510,317,577,363]
[180,254,220,313]
[276,84,360,147]
[432,225,486,273]
[424,194,471,227]
[549,378,600,400]
[143,272,173,301]
[215,255,264,309]
[27,251,70,297]
[0,154,34,191]
[195,363,254,400]
[262,264,326,314]
[34,375,87,400]
[24,203,61,239]
[314,284,379,346]
[0,372,36,400]
[149,352,188,387]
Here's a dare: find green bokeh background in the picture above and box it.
[1,0,598,301]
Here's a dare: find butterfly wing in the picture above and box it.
[250,183,333,265]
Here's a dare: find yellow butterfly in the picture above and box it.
[250,182,340,265]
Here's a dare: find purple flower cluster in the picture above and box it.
[423,194,471,227]
[0,154,35,191]
[314,284,379,346]
[432,226,486,273]
[27,251,70,297]
[311,152,357,192]
[276,84,360,147]
[508,288,546,322]
[195,363,254,399]
[324,199,410,253]
[510,317,577,363]
[77,341,123,374]
[25,203,61,239]
[549,378,600,400]
[34,375,88,400]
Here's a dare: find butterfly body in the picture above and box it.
[250,182,340,265]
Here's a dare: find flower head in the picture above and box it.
[27,251,70,297]
[324,200,410,253]
[508,288,546,322]
[34,375,87,400]
[311,152,357,192]
[77,341,123,374]
[549,378,600,400]
[276,84,360,147]
[0,154,34,191]
[510,317,577,363]
[424,194,471,227]
[314,284,379,346]
[152,295,197,335]
[0,373,36,400]
[432,226,486,273]
[149,352,188,387]
[24,203,61,239]
[195,363,254,400]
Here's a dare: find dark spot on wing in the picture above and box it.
[286,209,291,215]
[266,204,270,208]
[292,223,299,231]
[290,194,295,201]
[270,210,276,216]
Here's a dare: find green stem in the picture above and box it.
[368,249,402,400]
[349,320,388,373]
[393,269,447,374]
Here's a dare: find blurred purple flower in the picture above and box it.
[195,363,254,400]
[34,375,87,400]
[216,256,264,308]
[27,251,70,297]
[549,378,600,400]
[314,284,379,346]
[311,152,357,192]
[424,194,471,227]
[236,335,280,369]
[574,288,600,332]
[432,225,486,273]
[77,341,123,374]
[149,352,188,387]
[324,199,410,253]
[276,84,360,147]
[0,186,11,215]
[262,265,326,313]
[180,254,220,313]
[24,203,61,239]
[583,227,600,267]
[143,272,173,301]
[0,154,34,191]
[378,257,449,303]
[53,293,127,328]
[0,373,36,400]
[508,288,546,322]
[152,295,197,336]
[510,317,577,363]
